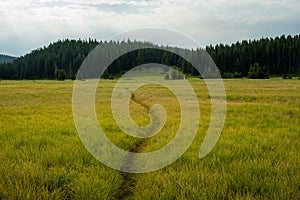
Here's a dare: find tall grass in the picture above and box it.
[132,78,300,199]
[0,80,122,199]
[0,79,299,199]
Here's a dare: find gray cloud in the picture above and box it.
[0,0,299,56]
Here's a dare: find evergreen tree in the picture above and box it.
[1,34,299,80]
[248,63,269,79]
[56,69,66,81]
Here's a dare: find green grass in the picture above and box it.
[0,79,299,199]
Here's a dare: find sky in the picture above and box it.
[0,0,300,56]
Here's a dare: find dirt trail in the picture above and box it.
[114,92,151,199]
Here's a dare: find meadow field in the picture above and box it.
[0,78,299,199]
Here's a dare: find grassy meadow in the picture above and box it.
[0,78,299,199]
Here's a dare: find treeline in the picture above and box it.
[0,34,299,80]
[0,39,201,80]
[206,34,300,75]
[0,39,98,79]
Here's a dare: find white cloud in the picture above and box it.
[0,0,299,55]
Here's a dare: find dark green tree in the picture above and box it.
[1,34,300,80]
[56,69,66,81]
[248,63,269,79]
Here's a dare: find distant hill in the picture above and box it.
[0,54,16,64]
[0,39,99,79]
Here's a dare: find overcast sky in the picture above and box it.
[0,0,300,56]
